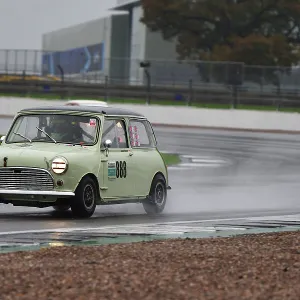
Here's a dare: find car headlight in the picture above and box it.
[51,157,68,174]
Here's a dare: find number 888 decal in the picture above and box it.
[116,161,127,178]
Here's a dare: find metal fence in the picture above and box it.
[1,49,300,94]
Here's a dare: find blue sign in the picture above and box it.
[42,43,104,76]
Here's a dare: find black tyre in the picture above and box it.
[70,176,97,218]
[143,174,167,215]
[52,204,70,212]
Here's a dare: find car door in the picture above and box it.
[99,117,135,201]
[128,118,159,197]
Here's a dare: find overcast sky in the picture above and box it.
[0,0,118,50]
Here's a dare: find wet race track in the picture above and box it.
[1,117,300,249]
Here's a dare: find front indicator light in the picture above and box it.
[57,179,64,186]
[51,157,68,174]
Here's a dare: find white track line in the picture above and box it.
[191,159,228,164]
[182,155,224,160]
[179,163,226,167]
[167,167,194,170]
[0,214,299,236]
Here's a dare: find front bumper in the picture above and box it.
[0,190,74,196]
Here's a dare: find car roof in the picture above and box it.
[20,105,146,118]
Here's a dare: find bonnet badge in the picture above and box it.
[3,157,7,167]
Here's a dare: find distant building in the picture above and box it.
[41,0,178,84]
[42,12,130,83]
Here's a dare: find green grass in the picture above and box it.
[1,92,300,113]
[161,153,181,166]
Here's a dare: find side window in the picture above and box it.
[102,118,128,149]
[128,119,155,148]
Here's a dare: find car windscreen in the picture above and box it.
[6,114,99,145]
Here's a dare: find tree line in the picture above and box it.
[140,0,300,69]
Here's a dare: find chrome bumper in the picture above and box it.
[0,190,75,196]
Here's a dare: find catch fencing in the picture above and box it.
[0,49,300,108]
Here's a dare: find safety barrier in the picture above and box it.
[1,97,300,133]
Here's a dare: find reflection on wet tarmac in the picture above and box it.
[1,125,300,235]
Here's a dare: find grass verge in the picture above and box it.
[161,153,181,166]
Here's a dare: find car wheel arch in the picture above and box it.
[149,172,166,194]
[78,173,101,200]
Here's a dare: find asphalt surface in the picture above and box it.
[1,118,300,236]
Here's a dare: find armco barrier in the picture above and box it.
[114,103,300,133]
[0,97,63,117]
[1,97,300,133]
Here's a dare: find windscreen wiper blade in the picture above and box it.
[36,127,57,143]
[13,132,32,143]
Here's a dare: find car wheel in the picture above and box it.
[52,204,70,212]
[143,174,167,215]
[70,176,97,218]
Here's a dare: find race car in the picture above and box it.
[0,104,170,218]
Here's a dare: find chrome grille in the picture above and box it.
[0,168,54,191]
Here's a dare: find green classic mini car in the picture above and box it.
[0,105,170,218]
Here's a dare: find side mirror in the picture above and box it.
[0,136,5,144]
[103,139,112,149]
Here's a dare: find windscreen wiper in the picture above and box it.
[36,127,57,143]
[13,132,32,143]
